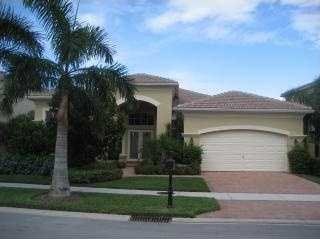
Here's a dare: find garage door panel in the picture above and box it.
[200,130,288,172]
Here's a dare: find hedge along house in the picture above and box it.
[2,73,313,171]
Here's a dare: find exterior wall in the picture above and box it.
[33,99,51,121]
[0,77,35,122]
[117,85,174,136]
[183,112,305,147]
[0,99,35,122]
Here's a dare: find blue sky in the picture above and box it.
[9,0,320,98]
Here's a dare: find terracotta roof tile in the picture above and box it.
[178,88,210,104]
[129,73,178,85]
[176,91,313,113]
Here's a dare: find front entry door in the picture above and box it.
[129,130,152,160]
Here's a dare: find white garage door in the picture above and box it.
[200,130,288,171]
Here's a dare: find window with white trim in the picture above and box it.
[128,113,154,125]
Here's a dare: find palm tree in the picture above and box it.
[283,77,320,158]
[0,0,134,197]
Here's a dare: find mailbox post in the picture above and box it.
[165,157,175,208]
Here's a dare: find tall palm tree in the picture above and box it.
[0,0,134,197]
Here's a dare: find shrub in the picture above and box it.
[134,161,201,175]
[134,161,162,175]
[117,160,126,169]
[181,139,202,165]
[136,135,202,175]
[288,144,312,174]
[69,168,122,184]
[0,153,54,176]
[80,160,124,170]
[3,114,55,155]
[310,158,320,176]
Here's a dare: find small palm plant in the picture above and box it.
[0,0,134,197]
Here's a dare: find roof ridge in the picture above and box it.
[176,90,313,112]
[179,88,211,96]
[177,95,213,107]
[212,90,311,108]
[129,73,178,85]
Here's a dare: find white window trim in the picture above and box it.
[117,95,160,107]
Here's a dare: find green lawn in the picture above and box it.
[300,175,320,185]
[92,176,210,192]
[0,175,210,192]
[0,187,218,218]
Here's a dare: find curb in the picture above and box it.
[1,207,320,225]
[0,207,130,222]
[172,217,320,225]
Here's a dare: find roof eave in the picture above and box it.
[173,107,314,114]
[133,82,179,86]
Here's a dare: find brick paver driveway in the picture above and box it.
[202,172,320,194]
[202,172,320,220]
[199,200,320,220]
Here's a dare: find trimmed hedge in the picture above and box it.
[0,153,54,176]
[288,144,313,174]
[135,135,202,175]
[0,154,123,183]
[3,114,55,155]
[69,168,122,184]
[311,158,320,177]
[135,162,200,175]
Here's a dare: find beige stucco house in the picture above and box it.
[1,73,313,172]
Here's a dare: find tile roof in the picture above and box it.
[175,91,313,113]
[178,88,210,104]
[129,73,178,85]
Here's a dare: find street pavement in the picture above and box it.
[0,210,319,239]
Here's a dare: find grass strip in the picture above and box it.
[0,187,219,218]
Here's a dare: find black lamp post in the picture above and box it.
[165,156,175,208]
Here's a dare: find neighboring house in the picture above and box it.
[0,73,313,172]
[0,72,35,122]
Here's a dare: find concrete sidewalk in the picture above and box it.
[2,182,320,202]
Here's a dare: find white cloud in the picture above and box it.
[281,0,320,6]
[145,0,320,46]
[292,11,320,46]
[78,13,105,27]
[205,24,275,43]
[146,0,263,32]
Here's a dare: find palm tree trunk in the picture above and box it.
[50,94,70,197]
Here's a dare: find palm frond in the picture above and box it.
[0,52,59,113]
[73,64,135,101]
[0,4,42,55]
[66,25,114,68]
[23,0,73,62]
